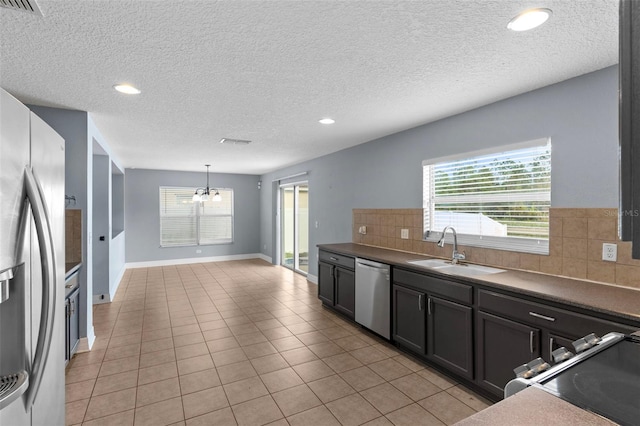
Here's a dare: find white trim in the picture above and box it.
[307,274,318,284]
[257,253,273,263]
[279,180,308,188]
[109,265,126,302]
[422,138,549,166]
[125,253,267,269]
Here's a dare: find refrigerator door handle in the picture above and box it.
[23,166,57,408]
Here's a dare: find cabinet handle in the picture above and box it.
[418,294,422,311]
[330,266,334,278]
[427,297,432,315]
[530,331,535,354]
[330,257,338,261]
[549,337,554,361]
[529,311,555,322]
[70,300,75,316]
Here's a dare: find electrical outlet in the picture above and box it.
[602,243,617,262]
[401,229,409,239]
[196,249,202,254]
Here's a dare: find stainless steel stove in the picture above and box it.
[505,331,640,426]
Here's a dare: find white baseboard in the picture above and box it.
[257,253,273,264]
[76,326,96,353]
[125,253,269,269]
[307,274,318,284]
[110,266,126,301]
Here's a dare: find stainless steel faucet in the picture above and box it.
[437,226,466,264]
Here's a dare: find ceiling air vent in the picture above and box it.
[219,138,252,145]
[0,0,42,15]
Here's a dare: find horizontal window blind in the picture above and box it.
[159,187,234,247]
[200,189,234,244]
[423,140,551,254]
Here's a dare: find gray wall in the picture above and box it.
[260,66,620,278]
[112,167,125,236]
[92,154,110,298]
[124,169,261,263]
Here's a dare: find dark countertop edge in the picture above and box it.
[453,387,616,425]
[65,262,82,280]
[318,243,640,324]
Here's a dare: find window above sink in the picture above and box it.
[422,138,551,255]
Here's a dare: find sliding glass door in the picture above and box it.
[281,183,309,274]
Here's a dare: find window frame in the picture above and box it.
[422,138,551,255]
[159,186,234,247]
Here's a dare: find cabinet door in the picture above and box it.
[428,296,473,380]
[476,311,540,399]
[318,261,335,305]
[334,267,355,319]
[393,285,426,354]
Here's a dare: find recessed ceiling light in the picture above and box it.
[319,118,335,125]
[113,84,141,95]
[507,8,552,32]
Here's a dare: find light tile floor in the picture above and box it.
[65,259,491,426]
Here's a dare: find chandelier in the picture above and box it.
[192,164,221,202]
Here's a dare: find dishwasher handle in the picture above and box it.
[355,258,389,269]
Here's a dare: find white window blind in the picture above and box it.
[160,187,233,247]
[423,139,551,254]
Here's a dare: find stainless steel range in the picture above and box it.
[505,331,640,426]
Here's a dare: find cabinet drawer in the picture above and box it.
[319,250,355,270]
[478,289,638,337]
[394,268,472,305]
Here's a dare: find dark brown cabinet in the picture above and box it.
[318,250,355,319]
[318,261,335,305]
[393,284,426,354]
[475,288,639,398]
[476,311,540,398]
[317,245,640,402]
[334,267,355,317]
[392,269,474,380]
[428,295,473,380]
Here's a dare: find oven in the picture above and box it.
[505,331,640,426]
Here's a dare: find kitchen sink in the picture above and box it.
[407,259,451,268]
[407,259,505,277]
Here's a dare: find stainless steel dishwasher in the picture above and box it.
[355,258,391,339]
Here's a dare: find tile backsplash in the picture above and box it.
[65,209,82,263]
[352,208,640,290]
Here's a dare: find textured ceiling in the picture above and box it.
[0,0,618,175]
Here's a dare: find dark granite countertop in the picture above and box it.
[318,243,640,324]
[65,262,81,298]
[453,387,615,425]
[65,262,82,279]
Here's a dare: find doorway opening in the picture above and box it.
[280,183,309,275]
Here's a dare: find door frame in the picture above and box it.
[278,181,308,275]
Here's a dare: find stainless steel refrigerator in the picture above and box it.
[0,88,65,425]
